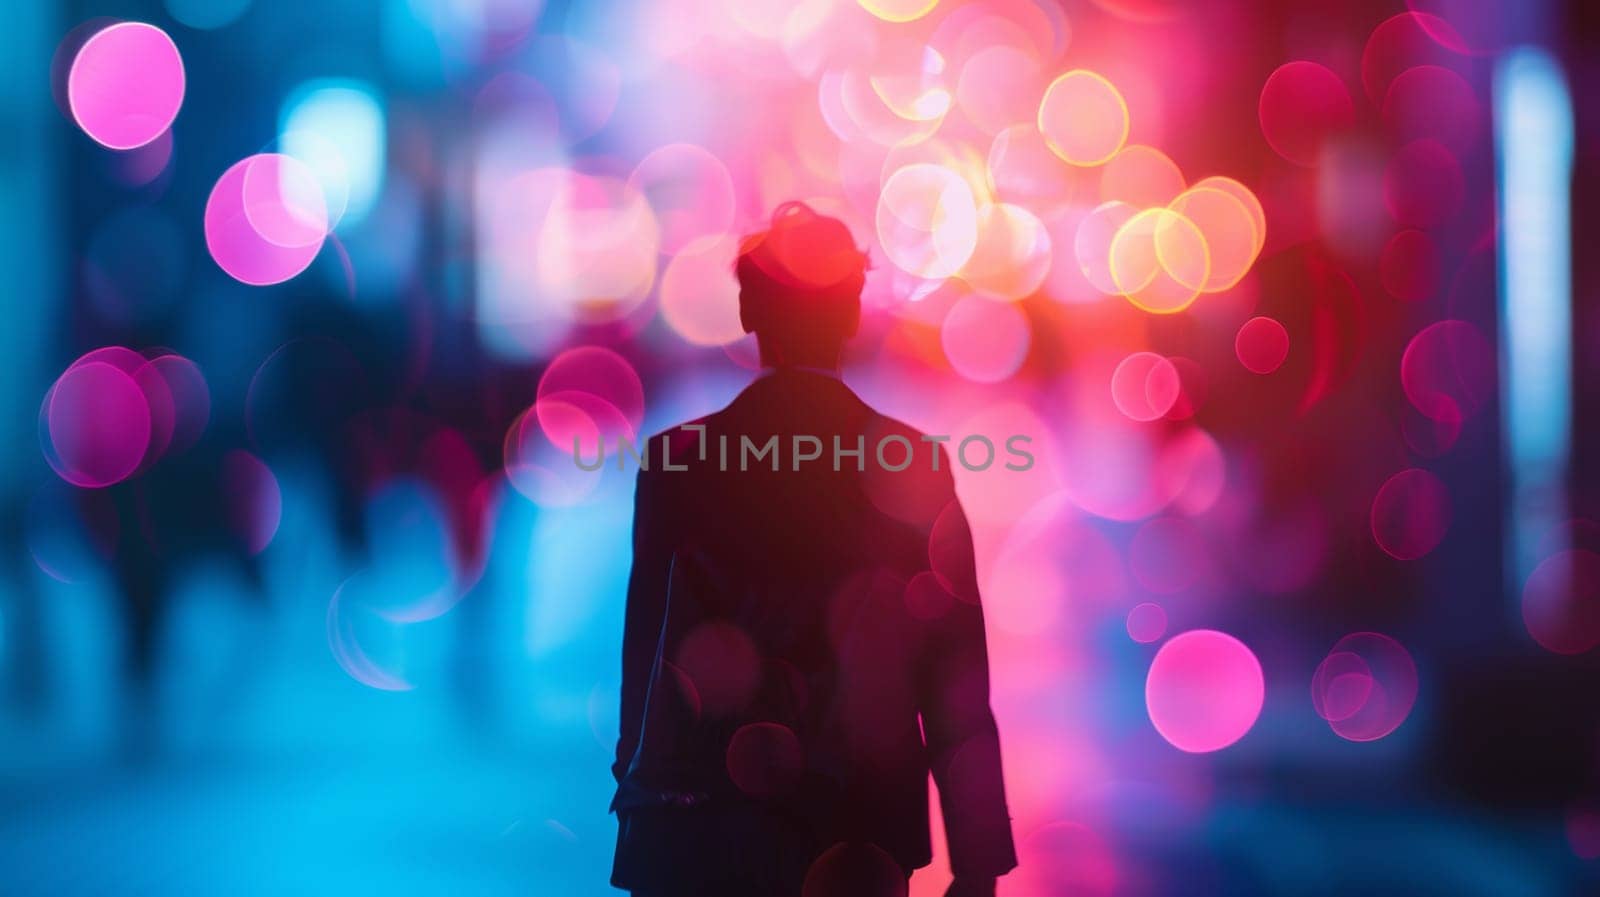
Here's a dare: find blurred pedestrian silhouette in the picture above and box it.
[612,203,1016,897]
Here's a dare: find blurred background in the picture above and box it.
[2,0,1598,894]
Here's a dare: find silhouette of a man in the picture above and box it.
[612,203,1016,897]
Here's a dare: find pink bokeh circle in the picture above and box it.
[205,153,329,286]
[1110,352,1180,422]
[501,408,601,508]
[1311,632,1418,742]
[1380,229,1441,301]
[535,346,645,454]
[1126,602,1168,644]
[1310,652,1375,723]
[627,143,736,256]
[1258,61,1354,166]
[1522,549,1600,656]
[1235,316,1289,374]
[1371,467,1451,560]
[68,22,185,150]
[145,354,210,454]
[43,359,153,488]
[1400,319,1494,423]
[1011,820,1119,897]
[801,842,907,897]
[725,722,804,799]
[1145,629,1264,753]
[940,294,1031,383]
[1385,139,1464,229]
[1382,64,1480,151]
[1362,12,1464,105]
[222,450,282,555]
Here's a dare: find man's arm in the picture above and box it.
[920,494,1018,882]
[614,467,673,784]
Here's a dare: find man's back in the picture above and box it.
[612,368,1016,895]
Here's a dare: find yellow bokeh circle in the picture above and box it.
[1038,70,1130,167]
[1109,208,1210,314]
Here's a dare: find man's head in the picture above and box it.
[736,202,868,369]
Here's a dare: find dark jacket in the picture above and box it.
[611,367,1016,893]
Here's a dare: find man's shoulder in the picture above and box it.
[632,407,731,486]
[642,415,714,450]
[865,409,931,444]
[865,407,956,463]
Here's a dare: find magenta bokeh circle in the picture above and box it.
[67,22,185,150]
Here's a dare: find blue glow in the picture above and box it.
[279,79,388,229]
[1494,47,1575,584]
[165,0,253,30]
